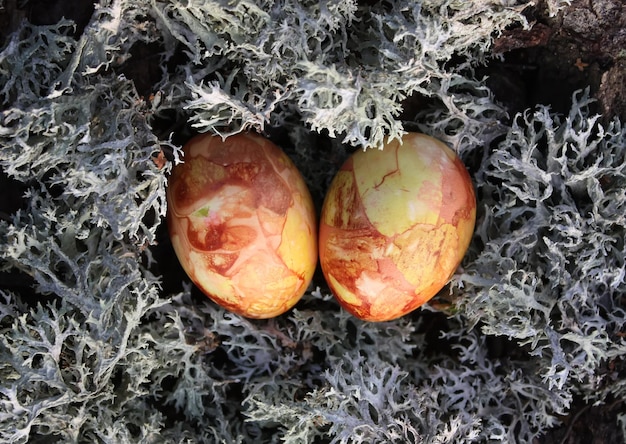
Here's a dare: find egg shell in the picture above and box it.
[319,132,476,322]
[167,132,318,319]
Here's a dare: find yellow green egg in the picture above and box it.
[319,133,476,321]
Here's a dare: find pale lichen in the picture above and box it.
[0,1,624,443]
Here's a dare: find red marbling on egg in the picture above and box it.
[167,132,318,318]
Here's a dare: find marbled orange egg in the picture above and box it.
[167,132,317,319]
[319,133,476,322]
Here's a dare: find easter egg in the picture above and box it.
[167,132,317,319]
[319,133,476,321]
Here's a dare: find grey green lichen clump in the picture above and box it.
[1,0,624,443]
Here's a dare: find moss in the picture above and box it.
[1,1,624,443]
